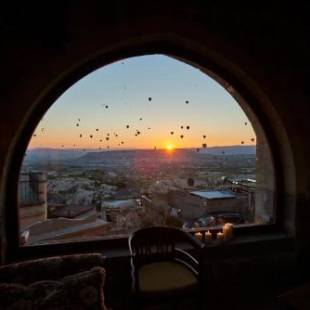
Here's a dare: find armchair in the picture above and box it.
[0,253,107,310]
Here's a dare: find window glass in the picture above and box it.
[18,55,275,246]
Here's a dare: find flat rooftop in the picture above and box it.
[102,199,136,208]
[190,190,236,200]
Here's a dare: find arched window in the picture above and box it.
[18,55,275,246]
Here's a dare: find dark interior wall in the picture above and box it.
[0,1,309,268]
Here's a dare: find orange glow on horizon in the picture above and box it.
[165,143,175,152]
[28,133,256,150]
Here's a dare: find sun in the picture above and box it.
[165,143,175,152]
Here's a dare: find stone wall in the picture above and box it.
[18,172,48,231]
[19,203,47,231]
[0,1,309,271]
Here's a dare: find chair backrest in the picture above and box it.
[129,226,188,266]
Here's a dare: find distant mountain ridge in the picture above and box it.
[25,148,85,163]
[203,145,255,155]
[25,145,256,164]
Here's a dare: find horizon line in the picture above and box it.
[28,144,256,151]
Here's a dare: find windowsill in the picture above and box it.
[14,225,294,262]
[199,232,294,259]
[102,232,294,259]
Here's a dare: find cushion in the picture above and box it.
[138,261,198,294]
[0,281,59,309]
[0,253,104,285]
[0,267,106,310]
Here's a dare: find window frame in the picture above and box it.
[4,39,289,261]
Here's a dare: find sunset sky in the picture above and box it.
[29,55,256,150]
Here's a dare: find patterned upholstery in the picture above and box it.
[0,253,104,285]
[0,254,107,310]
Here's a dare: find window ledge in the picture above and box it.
[102,232,294,260]
[200,232,294,260]
[14,231,294,263]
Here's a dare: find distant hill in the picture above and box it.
[24,145,256,164]
[203,145,256,155]
[25,148,85,163]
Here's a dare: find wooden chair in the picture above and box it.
[128,226,204,309]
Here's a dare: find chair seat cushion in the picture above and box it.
[138,261,198,294]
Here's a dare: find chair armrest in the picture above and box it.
[130,255,140,293]
[175,248,199,276]
[175,248,199,265]
[179,230,204,250]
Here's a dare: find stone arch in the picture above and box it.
[1,29,295,260]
